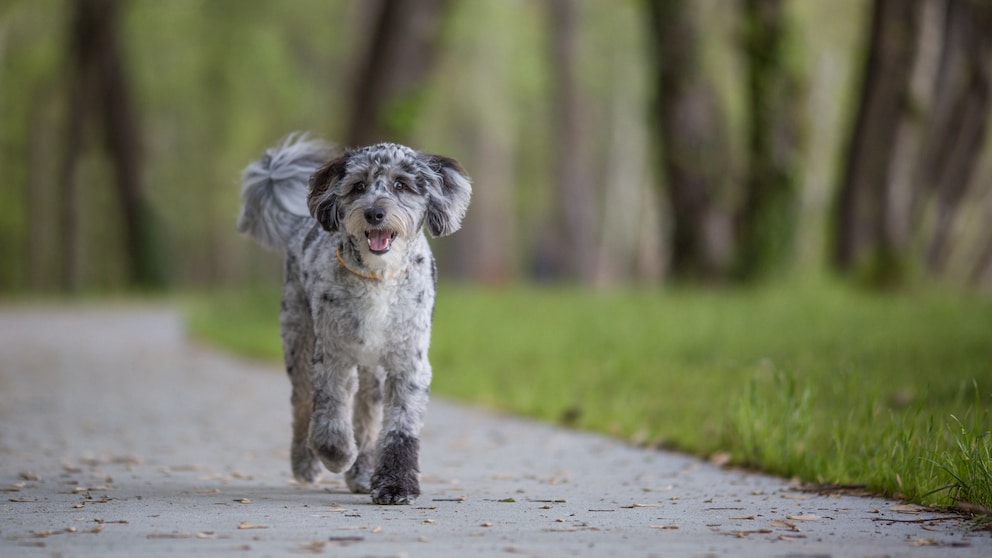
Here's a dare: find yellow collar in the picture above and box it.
[336,246,402,281]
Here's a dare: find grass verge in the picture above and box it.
[185,282,992,513]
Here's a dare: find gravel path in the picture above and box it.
[0,305,988,557]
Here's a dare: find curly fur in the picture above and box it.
[238,134,471,505]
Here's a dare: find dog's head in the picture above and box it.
[307,143,471,255]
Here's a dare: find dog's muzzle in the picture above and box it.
[364,206,396,254]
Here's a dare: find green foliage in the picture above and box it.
[187,282,992,509]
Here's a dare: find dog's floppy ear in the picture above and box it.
[422,154,472,238]
[308,153,349,232]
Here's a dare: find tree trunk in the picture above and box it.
[646,0,734,282]
[61,0,160,290]
[546,0,598,282]
[736,0,805,281]
[347,0,449,146]
[922,0,992,273]
[833,0,926,284]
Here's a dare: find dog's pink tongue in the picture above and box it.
[368,230,392,252]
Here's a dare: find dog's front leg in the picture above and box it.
[345,365,384,494]
[308,343,359,474]
[370,359,431,505]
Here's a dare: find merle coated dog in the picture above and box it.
[238,134,471,504]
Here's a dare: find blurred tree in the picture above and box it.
[59,0,161,290]
[920,0,992,274]
[422,0,526,283]
[545,0,599,282]
[736,0,806,281]
[833,0,926,285]
[347,0,450,145]
[834,0,991,286]
[646,0,735,282]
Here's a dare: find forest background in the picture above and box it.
[2,0,992,512]
[2,0,991,292]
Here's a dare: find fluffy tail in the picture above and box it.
[238,133,335,251]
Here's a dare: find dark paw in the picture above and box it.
[370,431,421,504]
[370,473,420,505]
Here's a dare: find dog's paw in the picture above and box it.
[291,443,323,484]
[312,442,357,474]
[345,453,373,494]
[370,471,420,505]
[309,421,357,473]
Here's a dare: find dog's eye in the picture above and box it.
[393,180,406,192]
[354,181,366,192]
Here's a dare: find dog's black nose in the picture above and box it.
[364,207,386,224]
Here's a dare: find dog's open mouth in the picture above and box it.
[365,229,397,254]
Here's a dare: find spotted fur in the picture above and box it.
[238,134,471,505]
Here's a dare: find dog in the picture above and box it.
[237,134,471,504]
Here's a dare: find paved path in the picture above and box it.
[0,305,988,557]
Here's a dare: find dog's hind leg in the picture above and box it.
[345,365,384,493]
[280,273,322,484]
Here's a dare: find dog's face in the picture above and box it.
[307,144,471,255]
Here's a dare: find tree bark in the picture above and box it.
[546,0,598,282]
[646,0,734,282]
[736,0,805,281]
[922,0,992,273]
[347,0,449,146]
[61,0,160,290]
[833,0,926,283]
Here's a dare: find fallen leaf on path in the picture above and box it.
[237,521,269,530]
[890,504,925,514]
[786,514,821,521]
[734,529,773,538]
[235,498,251,504]
[910,537,937,547]
[778,534,807,541]
[19,471,40,481]
[297,541,325,553]
[771,519,799,532]
[650,524,679,530]
[709,452,731,466]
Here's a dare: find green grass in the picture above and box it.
[185,282,992,513]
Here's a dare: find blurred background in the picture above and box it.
[3,0,991,510]
[2,0,990,294]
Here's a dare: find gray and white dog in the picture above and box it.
[237,134,471,504]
